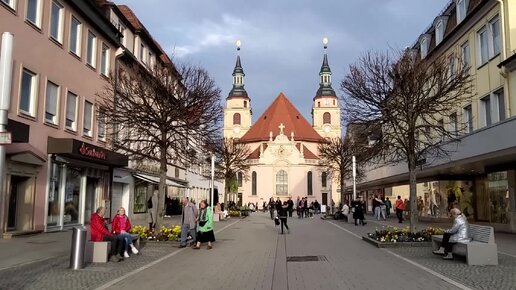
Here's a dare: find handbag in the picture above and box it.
[274,216,280,226]
[199,220,207,227]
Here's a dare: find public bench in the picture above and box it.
[432,224,498,265]
[84,228,141,263]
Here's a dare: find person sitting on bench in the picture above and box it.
[91,206,126,262]
[433,208,471,260]
[112,207,139,258]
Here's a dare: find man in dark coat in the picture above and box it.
[287,198,294,217]
[352,196,366,226]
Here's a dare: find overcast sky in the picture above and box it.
[119,0,449,122]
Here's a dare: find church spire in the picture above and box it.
[316,37,336,98]
[228,40,248,98]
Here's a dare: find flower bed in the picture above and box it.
[363,226,444,248]
[130,225,182,242]
[228,210,241,217]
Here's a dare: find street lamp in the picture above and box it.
[210,153,215,210]
[352,155,356,201]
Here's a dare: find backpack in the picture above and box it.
[147,197,153,209]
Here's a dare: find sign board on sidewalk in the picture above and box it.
[0,132,11,144]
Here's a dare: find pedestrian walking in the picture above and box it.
[352,197,366,226]
[297,197,304,219]
[269,197,275,220]
[395,195,404,223]
[373,195,383,220]
[148,190,158,231]
[385,197,392,217]
[193,200,215,250]
[380,197,387,221]
[432,208,470,260]
[278,201,290,234]
[287,197,294,217]
[179,197,198,248]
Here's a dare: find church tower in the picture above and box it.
[223,40,252,139]
[312,37,341,139]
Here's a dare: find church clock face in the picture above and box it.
[323,125,331,133]
[233,126,241,134]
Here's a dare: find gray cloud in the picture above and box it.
[119,0,449,122]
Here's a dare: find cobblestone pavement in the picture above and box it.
[328,218,516,290]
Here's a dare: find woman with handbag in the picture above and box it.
[193,200,215,250]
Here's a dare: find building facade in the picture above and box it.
[0,0,129,236]
[223,44,341,207]
[357,0,516,232]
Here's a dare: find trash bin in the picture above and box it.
[69,226,87,270]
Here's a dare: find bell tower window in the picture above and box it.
[233,113,241,125]
[244,101,247,108]
[323,112,331,124]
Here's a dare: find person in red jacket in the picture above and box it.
[90,207,125,262]
[112,207,139,258]
[395,195,405,223]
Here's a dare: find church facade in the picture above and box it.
[223,43,342,208]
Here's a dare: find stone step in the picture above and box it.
[2,230,43,239]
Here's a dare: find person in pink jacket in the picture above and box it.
[112,207,139,258]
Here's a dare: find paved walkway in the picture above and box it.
[1,213,515,289]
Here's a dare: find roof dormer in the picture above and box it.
[434,16,449,46]
[419,34,431,59]
[456,0,469,24]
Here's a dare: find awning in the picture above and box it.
[133,173,186,188]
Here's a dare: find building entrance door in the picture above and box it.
[7,175,34,232]
[85,177,99,224]
[322,192,328,206]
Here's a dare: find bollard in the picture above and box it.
[69,226,87,270]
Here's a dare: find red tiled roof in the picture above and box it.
[240,93,324,143]
[248,144,268,159]
[295,143,319,160]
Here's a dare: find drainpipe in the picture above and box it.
[497,0,511,116]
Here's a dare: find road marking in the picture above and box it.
[327,220,473,290]
[94,220,240,290]
[499,251,516,259]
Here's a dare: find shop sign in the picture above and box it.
[78,143,107,160]
[0,132,12,144]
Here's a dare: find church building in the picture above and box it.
[223,40,342,208]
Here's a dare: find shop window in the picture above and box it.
[47,163,62,227]
[307,171,313,196]
[487,171,510,224]
[133,183,147,214]
[64,167,81,225]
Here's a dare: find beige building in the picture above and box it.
[0,0,128,236]
[223,44,342,207]
[358,0,516,232]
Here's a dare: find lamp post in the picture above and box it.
[352,155,356,201]
[210,153,215,210]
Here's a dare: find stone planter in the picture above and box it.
[362,236,433,248]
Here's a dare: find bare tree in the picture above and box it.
[211,137,251,204]
[341,49,472,232]
[97,59,222,229]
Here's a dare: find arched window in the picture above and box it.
[252,171,257,196]
[237,172,243,187]
[307,171,313,196]
[244,101,247,108]
[322,172,327,188]
[276,170,288,195]
[233,113,241,125]
[323,112,331,124]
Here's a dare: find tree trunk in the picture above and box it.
[408,154,418,233]
[156,144,167,230]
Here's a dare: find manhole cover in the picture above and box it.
[27,240,56,244]
[286,256,327,262]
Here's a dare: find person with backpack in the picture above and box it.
[148,190,158,231]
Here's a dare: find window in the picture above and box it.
[83,101,93,137]
[461,42,470,71]
[436,119,444,142]
[447,55,455,78]
[490,17,501,56]
[133,183,147,214]
[175,167,180,178]
[307,171,313,196]
[456,0,468,23]
[463,105,473,133]
[317,102,320,107]
[478,27,489,65]
[86,31,97,67]
[449,113,458,137]
[276,170,288,195]
[148,52,152,66]
[323,112,331,124]
[101,44,109,76]
[322,172,327,188]
[252,171,257,196]
[1,0,15,10]
[480,95,491,127]
[26,0,42,27]
[19,69,37,116]
[244,101,247,108]
[49,1,64,43]
[233,113,241,125]
[45,81,59,124]
[66,92,77,130]
[477,16,501,66]
[69,16,81,56]
[492,89,505,123]
[237,172,243,187]
[140,43,144,61]
[435,21,444,45]
[420,37,429,59]
[97,112,106,141]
